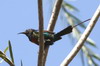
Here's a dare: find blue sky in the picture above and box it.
[0,0,100,66]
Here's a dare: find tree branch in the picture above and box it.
[37,0,44,66]
[60,5,100,66]
[43,0,63,65]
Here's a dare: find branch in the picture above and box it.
[43,0,63,65]
[37,0,44,66]
[47,0,63,31]
[60,5,100,66]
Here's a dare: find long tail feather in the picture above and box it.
[53,19,90,42]
[55,26,72,37]
[54,26,72,41]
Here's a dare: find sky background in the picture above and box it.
[0,0,100,66]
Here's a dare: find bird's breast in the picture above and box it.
[30,38,39,45]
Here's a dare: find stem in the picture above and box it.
[60,5,100,66]
[37,0,44,66]
[43,0,63,65]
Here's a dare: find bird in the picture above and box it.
[19,26,72,48]
[19,19,90,48]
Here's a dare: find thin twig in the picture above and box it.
[43,0,63,65]
[37,0,44,66]
[60,5,100,66]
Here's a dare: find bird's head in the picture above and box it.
[19,29,37,37]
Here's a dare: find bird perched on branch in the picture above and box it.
[19,26,72,48]
[19,19,90,48]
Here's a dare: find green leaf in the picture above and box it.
[90,57,98,66]
[0,46,9,63]
[83,46,100,66]
[8,40,14,63]
[92,54,100,61]
[4,46,9,54]
[62,1,79,11]
[72,27,81,39]
[0,51,14,66]
[88,56,93,66]
[62,6,86,28]
[86,38,96,47]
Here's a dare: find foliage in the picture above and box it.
[62,1,100,65]
[0,41,14,66]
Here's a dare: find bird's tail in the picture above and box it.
[53,19,90,42]
[54,26,72,41]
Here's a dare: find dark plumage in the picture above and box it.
[19,19,91,48]
[19,26,72,48]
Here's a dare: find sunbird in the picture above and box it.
[19,19,90,48]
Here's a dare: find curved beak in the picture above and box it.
[18,32,26,34]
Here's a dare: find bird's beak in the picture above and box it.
[18,32,26,34]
